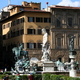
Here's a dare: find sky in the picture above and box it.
[0,0,80,10]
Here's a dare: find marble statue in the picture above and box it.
[41,28,50,61]
[55,60,65,71]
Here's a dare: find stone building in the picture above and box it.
[49,5,80,63]
[0,11,10,68]
[2,2,80,70]
[1,1,51,70]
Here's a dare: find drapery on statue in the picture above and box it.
[41,28,50,61]
[12,43,23,60]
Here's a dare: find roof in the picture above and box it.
[50,5,80,10]
[9,4,23,7]
[0,10,50,22]
[24,9,49,12]
[8,4,32,10]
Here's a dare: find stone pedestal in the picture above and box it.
[69,55,77,77]
[42,61,54,72]
[69,70,76,77]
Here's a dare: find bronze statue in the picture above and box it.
[12,43,23,60]
[69,36,75,51]
[12,43,30,74]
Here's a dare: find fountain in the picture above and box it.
[41,28,55,72]
[11,43,30,74]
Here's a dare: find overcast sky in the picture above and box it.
[0,0,80,10]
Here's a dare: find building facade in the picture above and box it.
[0,11,10,68]
[1,5,51,70]
[2,2,80,70]
[50,5,80,63]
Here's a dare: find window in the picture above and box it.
[79,37,80,48]
[36,17,42,22]
[13,21,16,26]
[8,33,10,38]
[38,43,42,49]
[13,31,15,37]
[21,18,24,23]
[3,46,6,51]
[3,25,5,29]
[27,29,35,34]
[79,18,80,27]
[27,43,36,49]
[17,19,20,24]
[16,30,19,36]
[20,8,24,11]
[3,35,6,40]
[20,29,24,35]
[8,23,11,27]
[56,17,61,27]
[28,17,34,22]
[37,29,42,35]
[34,8,38,10]
[46,29,50,35]
[44,18,51,23]
[68,17,72,27]
[57,38,61,49]
[11,31,13,38]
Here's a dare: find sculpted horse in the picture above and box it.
[21,50,28,59]
[12,43,23,60]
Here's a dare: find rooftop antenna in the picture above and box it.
[46,2,49,11]
[8,0,11,5]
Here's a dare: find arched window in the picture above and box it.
[27,26,35,34]
[67,17,73,27]
[56,33,63,49]
[57,37,61,49]
[56,17,61,27]
[37,40,42,49]
[37,26,42,35]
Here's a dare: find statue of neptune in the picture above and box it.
[41,28,50,62]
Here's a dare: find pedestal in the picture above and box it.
[69,55,77,77]
[42,61,54,72]
[69,69,76,77]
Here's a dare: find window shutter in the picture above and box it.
[34,43,36,48]
[27,43,29,48]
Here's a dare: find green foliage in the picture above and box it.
[9,75,15,80]
[0,73,80,80]
[0,75,5,79]
[3,71,12,75]
[33,74,42,80]
[43,73,51,80]
[20,75,28,80]
[0,72,3,75]
[42,73,80,80]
